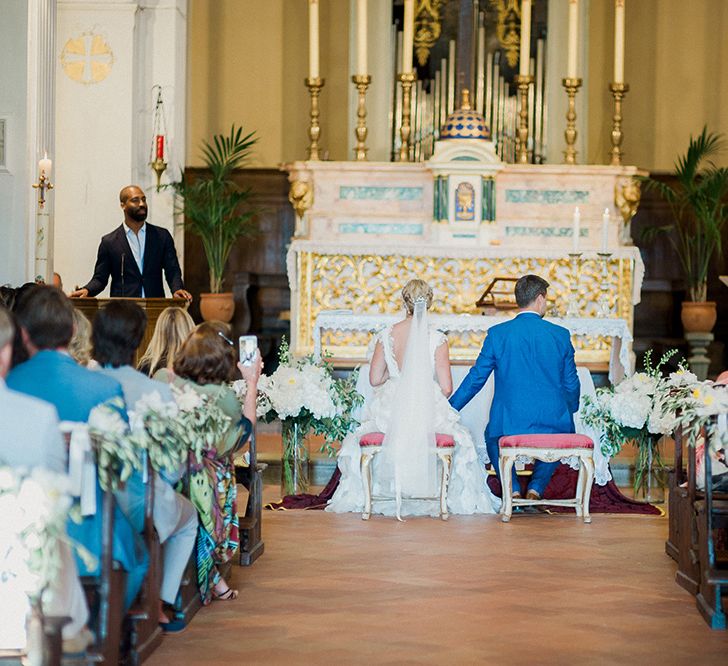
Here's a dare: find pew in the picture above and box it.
[236,428,265,566]
[124,460,163,665]
[694,423,728,629]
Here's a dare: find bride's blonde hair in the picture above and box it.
[401,279,433,315]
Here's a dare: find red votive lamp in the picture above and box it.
[155,134,164,160]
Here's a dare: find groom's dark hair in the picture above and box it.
[515,275,549,307]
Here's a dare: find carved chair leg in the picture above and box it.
[500,454,515,522]
[439,453,452,521]
[575,456,586,517]
[582,456,595,524]
[361,451,375,520]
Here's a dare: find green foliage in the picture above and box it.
[642,126,728,302]
[170,125,258,293]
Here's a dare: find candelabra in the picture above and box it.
[32,170,54,209]
[305,77,325,161]
[596,252,613,317]
[351,74,372,161]
[566,252,582,318]
[398,72,417,162]
[515,74,533,164]
[562,77,583,165]
[609,82,629,166]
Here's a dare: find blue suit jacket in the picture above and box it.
[449,313,580,441]
[7,351,147,604]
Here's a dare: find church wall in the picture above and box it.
[0,0,30,286]
[587,0,728,171]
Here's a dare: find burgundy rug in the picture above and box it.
[266,464,661,515]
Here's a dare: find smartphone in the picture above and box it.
[238,335,258,366]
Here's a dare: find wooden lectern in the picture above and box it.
[72,297,189,365]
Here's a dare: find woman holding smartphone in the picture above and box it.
[156,321,261,603]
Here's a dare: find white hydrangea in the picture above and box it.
[88,403,127,436]
[647,405,676,435]
[615,372,658,397]
[172,384,204,412]
[668,369,699,387]
[609,392,652,429]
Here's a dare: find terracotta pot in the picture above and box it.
[199,292,235,323]
[681,300,717,333]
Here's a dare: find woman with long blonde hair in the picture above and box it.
[137,306,195,376]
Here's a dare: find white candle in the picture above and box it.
[356,0,367,76]
[39,153,52,177]
[614,0,625,83]
[572,206,581,253]
[402,0,414,73]
[567,0,579,78]
[601,208,610,253]
[309,0,320,79]
[519,0,532,77]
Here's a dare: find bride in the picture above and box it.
[326,279,496,518]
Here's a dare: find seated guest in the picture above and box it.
[69,308,95,367]
[93,300,198,633]
[0,306,91,652]
[157,322,261,603]
[137,306,195,377]
[6,286,148,611]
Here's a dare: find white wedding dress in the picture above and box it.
[326,303,496,517]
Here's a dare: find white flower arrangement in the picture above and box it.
[169,383,232,460]
[87,397,141,492]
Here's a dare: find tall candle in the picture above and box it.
[356,0,367,75]
[309,0,320,79]
[614,0,625,83]
[567,0,579,78]
[572,206,581,253]
[519,0,532,77]
[155,135,164,160]
[601,208,610,253]
[402,0,414,73]
[38,152,52,176]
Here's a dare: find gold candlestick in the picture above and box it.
[562,77,582,165]
[596,252,613,317]
[352,74,372,161]
[515,74,534,164]
[305,77,325,161]
[609,82,629,166]
[398,72,417,162]
[565,252,582,318]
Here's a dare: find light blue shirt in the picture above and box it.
[124,222,146,297]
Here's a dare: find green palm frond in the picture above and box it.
[643,126,728,301]
[170,125,258,293]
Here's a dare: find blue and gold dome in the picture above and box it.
[439,89,490,140]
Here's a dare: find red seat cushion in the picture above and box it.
[359,432,455,448]
[499,433,594,450]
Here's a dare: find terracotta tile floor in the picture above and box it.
[148,500,728,665]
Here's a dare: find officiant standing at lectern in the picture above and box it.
[70,185,193,301]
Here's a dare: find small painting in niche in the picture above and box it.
[455,181,475,221]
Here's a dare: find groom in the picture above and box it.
[449,274,580,500]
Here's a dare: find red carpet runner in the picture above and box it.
[267,464,661,515]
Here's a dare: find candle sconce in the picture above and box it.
[150,85,168,191]
[32,168,53,209]
[596,252,613,317]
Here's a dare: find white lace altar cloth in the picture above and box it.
[352,364,612,486]
[315,312,633,383]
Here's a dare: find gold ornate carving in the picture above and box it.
[490,0,521,68]
[414,0,443,66]
[294,251,635,362]
[288,180,313,238]
[60,32,114,84]
[615,177,641,225]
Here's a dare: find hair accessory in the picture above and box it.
[413,296,428,304]
[217,331,234,346]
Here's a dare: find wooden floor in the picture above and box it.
[148,498,728,665]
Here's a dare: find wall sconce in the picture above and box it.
[32,153,54,208]
[150,85,168,191]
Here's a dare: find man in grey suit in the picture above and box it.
[92,300,197,633]
[0,306,91,652]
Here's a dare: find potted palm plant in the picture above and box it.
[645,127,728,333]
[172,125,257,322]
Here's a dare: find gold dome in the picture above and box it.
[439,89,491,141]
